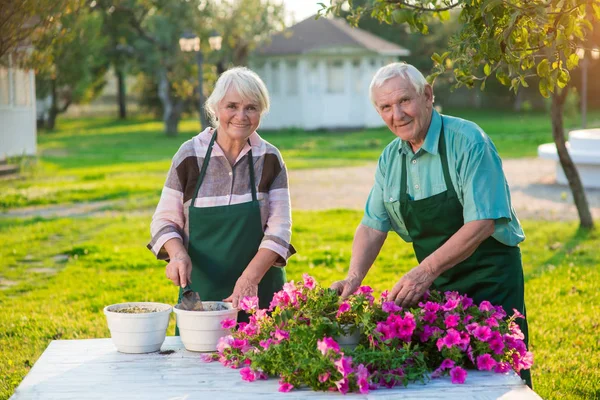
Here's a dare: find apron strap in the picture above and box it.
[437,119,457,197]
[192,131,258,202]
[400,152,408,200]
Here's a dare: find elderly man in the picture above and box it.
[331,62,531,387]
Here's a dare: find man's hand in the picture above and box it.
[165,251,192,287]
[330,276,362,299]
[388,263,437,308]
[224,275,259,309]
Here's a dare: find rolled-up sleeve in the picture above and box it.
[260,160,295,267]
[147,161,185,261]
[361,153,392,233]
[459,142,512,223]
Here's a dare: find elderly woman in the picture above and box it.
[147,67,294,319]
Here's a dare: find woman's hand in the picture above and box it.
[330,275,362,299]
[224,275,259,309]
[165,251,192,287]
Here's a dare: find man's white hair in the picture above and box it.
[205,66,270,127]
[369,62,430,106]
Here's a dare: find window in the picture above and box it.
[351,59,363,94]
[14,69,31,106]
[0,67,9,105]
[270,61,280,95]
[307,61,319,95]
[326,60,344,94]
[286,60,298,95]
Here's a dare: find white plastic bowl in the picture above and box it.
[173,301,239,352]
[104,302,172,354]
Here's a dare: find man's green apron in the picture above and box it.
[394,121,531,387]
[176,131,285,330]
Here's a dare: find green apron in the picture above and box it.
[394,121,531,387]
[177,131,285,329]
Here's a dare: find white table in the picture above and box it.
[10,337,542,399]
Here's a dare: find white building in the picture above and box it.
[251,16,410,130]
[0,54,37,160]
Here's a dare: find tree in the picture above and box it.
[32,9,110,130]
[322,0,598,229]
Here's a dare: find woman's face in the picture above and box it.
[217,88,261,141]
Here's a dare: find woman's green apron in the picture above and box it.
[176,131,285,329]
[396,121,531,387]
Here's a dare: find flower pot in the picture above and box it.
[173,301,239,352]
[104,302,172,354]
[335,324,361,350]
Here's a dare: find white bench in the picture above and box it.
[538,128,600,188]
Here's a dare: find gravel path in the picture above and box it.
[2,158,599,221]
[289,158,600,221]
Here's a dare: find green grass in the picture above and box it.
[2,109,600,210]
[0,211,599,400]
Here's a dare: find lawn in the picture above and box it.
[1,110,600,400]
[2,108,599,210]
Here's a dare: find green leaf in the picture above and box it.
[484,63,491,76]
[519,76,529,88]
[496,70,510,86]
[539,78,549,98]
[431,52,442,65]
[567,53,579,70]
[557,69,570,88]
[484,0,503,12]
[392,9,411,24]
[480,79,486,91]
[536,59,550,78]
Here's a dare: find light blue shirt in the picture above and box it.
[361,110,525,246]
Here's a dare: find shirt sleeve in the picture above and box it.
[259,157,295,267]
[147,158,186,261]
[361,152,392,232]
[458,142,513,223]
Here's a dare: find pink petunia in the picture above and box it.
[221,318,236,330]
[278,381,294,392]
[318,372,331,383]
[335,378,349,394]
[240,367,256,382]
[382,301,402,313]
[444,313,460,329]
[255,371,268,380]
[450,366,467,384]
[356,285,374,295]
[512,308,525,319]
[259,338,273,350]
[423,301,441,313]
[242,323,259,337]
[423,310,438,324]
[200,353,217,363]
[489,337,505,355]
[317,337,340,355]
[395,312,417,341]
[336,301,351,318]
[302,273,316,290]
[441,329,462,348]
[494,361,511,373]
[473,325,492,342]
[486,317,499,327]
[492,306,507,319]
[479,301,494,312]
[216,335,234,353]
[334,356,354,377]
[272,328,289,342]
[461,295,474,309]
[356,364,369,394]
[239,296,259,312]
[442,298,460,311]
[476,354,498,371]
[439,358,455,370]
[419,325,435,342]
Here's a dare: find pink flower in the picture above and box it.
[489,337,505,355]
[335,378,349,394]
[242,323,258,337]
[255,371,268,380]
[423,301,441,313]
[272,328,289,342]
[461,295,474,309]
[380,290,389,302]
[473,325,492,342]
[492,306,507,319]
[239,296,259,312]
[444,313,460,329]
[334,356,354,377]
[336,301,351,318]
[442,298,459,311]
[441,329,462,348]
[382,301,402,313]
[476,354,497,371]
[221,318,236,330]
[512,308,525,319]
[423,310,438,324]
[317,337,340,355]
[439,358,455,370]
[394,312,416,341]
[302,273,316,289]
[200,353,217,363]
[485,317,499,327]
[240,367,256,382]
[318,372,331,383]
[259,338,273,350]
[450,366,467,384]
[508,322,525,340]
[494,361,511,373]
[356,364,369,394]
[479,301,494,312]
[419,325,435,342]
[356,285,374,295]
[278,381,294,392]
[216,335,234,353]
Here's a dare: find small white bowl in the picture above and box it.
[173,301,239,352]
[104,302,172,354]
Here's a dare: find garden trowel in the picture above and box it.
[179,286,204,311]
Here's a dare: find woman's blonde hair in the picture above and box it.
[205,67,270,127]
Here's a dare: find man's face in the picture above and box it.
[372,76,433,149]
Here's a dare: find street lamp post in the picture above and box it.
[179,31,222,130]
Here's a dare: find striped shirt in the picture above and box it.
[147,127,295,266]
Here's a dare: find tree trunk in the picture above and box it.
[196,51,209,130]
[116,66,127,119]
[46,79,58,131]
[157,69,184,137]
[551,90,594,229]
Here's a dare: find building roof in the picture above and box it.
[256,16,410,57]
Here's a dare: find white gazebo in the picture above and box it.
[0,54,37,161]
[250,16,410,130]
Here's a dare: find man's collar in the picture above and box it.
[399,109,441,156]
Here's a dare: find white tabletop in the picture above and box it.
[10,337,542,399]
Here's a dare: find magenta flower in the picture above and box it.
[317,337,340,355]
[255,371,268,380]
[278,381,294,392]
[461,295,474,309]
[259,338,273,350]
[479,300,494,312]
[318,372,331,383]
[336,301,351,318]
[240,367,256,382]
[302,273,316,289]
[508,322,525,340]
[380,289,390,302]
[442,298,459,311]
[494,361,511,373]
[486,317,499,327]
[450,366,467,384]
[356,285,374,295]
[473,325,492,342]
[476,354,497,371]
[334,356,354,377]
[335,378,349,394]
[272,328,289,342]
[239,296,259,312]
[419,325,435,342]
[489,337,505,355]
[356,364,369,394]
[200,353,217,363]
[216,335,234,353]
[423,301,441,313]
[444,313,460,329]
[492,306,507,319]
[439,358,455,370]
[441,328,462,348]
[221,318,236,330]
[423,310,438,324]
[395,312,416,341]
[382,301,402,313]
[242,323,258,337]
